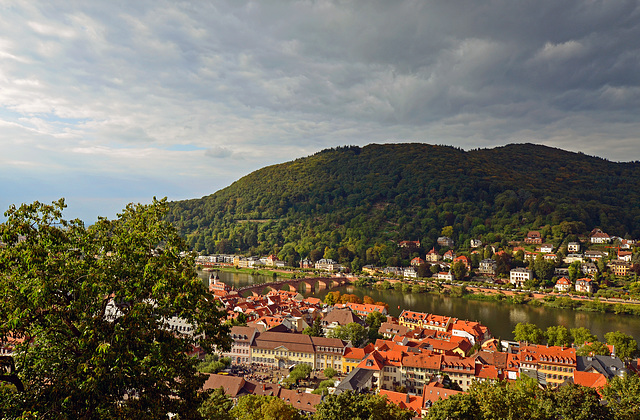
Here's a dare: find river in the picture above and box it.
[200,270,640,343]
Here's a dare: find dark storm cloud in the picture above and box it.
[1,0,639,221]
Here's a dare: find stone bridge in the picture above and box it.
[236,276,352,296]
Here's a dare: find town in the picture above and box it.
[196,268,639,418]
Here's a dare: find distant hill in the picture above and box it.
[166,143,640,267]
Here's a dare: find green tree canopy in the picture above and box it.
[199,387,234,420]
[545,325,572,347]
[601,374,640,420]
[451,260,468,280]
[604,331,639,362]
[303,317,324,337]
[576,341,611,357]
[231,394,304,420]
[327,323,368,348]
[427,378,613,420]
[288,363,312,383]
[513,322,545,344]
[571,327,598,347]
[0,199,231,418]
[313,390,414,420]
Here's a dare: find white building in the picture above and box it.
[509,268,533,287]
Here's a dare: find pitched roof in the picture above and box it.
[573,371,608,389]
[379,389,423,414]
[202,374,246,397]
[335,367,376,394]
[278,388,322,413]
[322,308,364,326]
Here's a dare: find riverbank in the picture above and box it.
[202,265,303,280]
[366,278,640,317]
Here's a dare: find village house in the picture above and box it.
[442,250,455,261]
[539,244,554,253]
[399,240,421,248]
[581,262,598,275]
[437,236,455,248]
[470,239,483,248]
[337,301,388,317]
[554,277,571,293]
[618,250,633,262]
[453,255,470,269]
[321,308,365,335]
[435,271,453,282]
[518,344,577,387]
[584,250,606,261]
[567,242,581,252]
[478,259,497,275]
[399,310,455,333]
[361,265,379,275]
[425,248,442,262]
[411,256,426,266]
[575,278,594,293]
[525,231,543,244]
[224,326,259,364]
[299,258,313,269]
[314,258,342,272]
[509,268,533,287]
[590,228,611,243]
[609,260,632,277]
[563,253,584,264]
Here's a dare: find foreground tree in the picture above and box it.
[231,395,303,420]
[427,378,613,420]
[313,390,414,420]
[601,374,640,420]
[0,199,231,418]
[199,387,234,420]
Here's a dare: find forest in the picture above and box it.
[166,143,640,270]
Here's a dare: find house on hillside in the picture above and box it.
[554,277,571,293]
[568,242,581,252]
[436,271,453,282]
[470,239,483,248]
[399,240,420,248]
[540,244,554,253]
[411,257,426,266]
[609,260,632,277]
[590,228,611,243]
[425,248,441,262]
[478,259,497,275]
[453,255,470,269]
[315,259,342,272]
[525,231,542,244]
[437,237,454,248]
[509,268,533,287]
[575,278,595,293]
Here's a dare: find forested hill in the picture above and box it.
[166,143,640,266]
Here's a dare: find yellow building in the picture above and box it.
[398,310,452,332]
[250,331,316,368]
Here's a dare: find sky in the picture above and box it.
[1,1,639,222]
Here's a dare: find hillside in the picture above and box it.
[166,143,640,268]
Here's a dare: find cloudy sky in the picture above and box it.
[1,1,639,222]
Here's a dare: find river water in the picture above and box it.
[200,270,640,343]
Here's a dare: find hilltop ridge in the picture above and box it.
[167,143,640,266]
